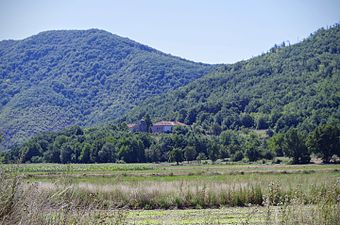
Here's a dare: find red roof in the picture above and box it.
[127,123,137,128]
[153,121,187,126]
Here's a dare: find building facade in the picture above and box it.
[151,121,187,133]
[128,120,187,133]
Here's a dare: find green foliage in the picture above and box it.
[168,148,184,165]
[5,123,237,164]
[267,133,285,156]
[207,141,220,162]
[126,25,340,137]
[0,153,5,164]
[79,143,91,163]
[283,129,310,164]
[245,145,261,162]
[196,152,207,163]
[244,134,262,162]
[21,143,42,163]
[145,144,161,162]
[0,29,212,147]
[3,25,340,165]
[144,114,153,133]
[99,142,116,163]
[184,146,197,162]
[306,124,340,163]
[231,151,244,162]
[59,142,73,164]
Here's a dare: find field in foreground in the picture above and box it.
[1,162,339,224]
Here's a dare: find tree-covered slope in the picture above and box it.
[125,25,340,134]
[0,29,213,147]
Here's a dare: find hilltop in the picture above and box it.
[0,29,213,147]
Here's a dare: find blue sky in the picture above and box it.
[0,0,339,64]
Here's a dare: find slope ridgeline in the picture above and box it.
[125,25,340,134]
[0,29,213,147]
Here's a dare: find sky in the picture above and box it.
[0,0,339,64]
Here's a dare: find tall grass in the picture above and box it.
[264,180,340,225]
[32,179,338,210]
[0,170,129,225]
[1,165,339,224]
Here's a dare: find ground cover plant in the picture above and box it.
[0,162,339,224]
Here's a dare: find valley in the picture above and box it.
[0,17,339,225]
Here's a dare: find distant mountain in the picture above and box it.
[125,25,340,134]
[0,29,213,147]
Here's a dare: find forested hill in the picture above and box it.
[0,29,213,147]
[125,25,340,134]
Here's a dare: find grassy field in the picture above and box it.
[1,162,339,224]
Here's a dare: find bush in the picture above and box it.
[231,151,244,162]
[263,151,275,160]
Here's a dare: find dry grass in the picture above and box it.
[0,163,339,224]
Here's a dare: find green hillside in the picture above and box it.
[125,25,340,134]
[0,29,213,147]
[2,25,340,165]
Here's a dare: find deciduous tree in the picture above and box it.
[307,124,340,163]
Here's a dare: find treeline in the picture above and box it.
[1,122,339,164]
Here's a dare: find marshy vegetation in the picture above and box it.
[0,163,339,224]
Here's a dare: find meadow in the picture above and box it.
[1,162,339,224]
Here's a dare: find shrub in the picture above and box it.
[231,151,244,162]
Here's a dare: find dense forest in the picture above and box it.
[125,24,340,136]
[0,29,213,147]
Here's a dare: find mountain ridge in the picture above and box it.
[0,29,214,148]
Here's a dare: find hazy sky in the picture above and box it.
[0,0,339,64]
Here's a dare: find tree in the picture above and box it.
[99,142,116,163]
[244,134,261,161]
[283,129,310,164]
[267,133,285,156]
[208,142,220,163]
[185,109,197,125]
[211,124,222,135]
[196,152,207,164]
[118,137,145,163]
[256,116,269,129]
[60,143,73,164]
[276,114,300,132]
[168,148,183,165]
[145,144,161,162]
[158,136,174,161]
[43,145,61,163]
[241,114,254,128]
[79,143,91,163]
[21,142,42,163]
[307,124,340,163]
[231,151,244,162]
[184,146,197,162]
[220,145,230,159]
[263,150,275,160]
[173,126,190,135]
[245,144,260,162]
[144,114,153,133]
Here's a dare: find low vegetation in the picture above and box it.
[0,163,339,224]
